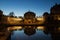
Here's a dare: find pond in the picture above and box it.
[8,26,52,40]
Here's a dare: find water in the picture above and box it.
[8,26,52,40]
[7,26,60,40]
[11,30,52,40]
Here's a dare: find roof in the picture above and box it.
[51,4,60,10]
[24,11,36,16]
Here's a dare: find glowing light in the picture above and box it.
[58,17,60,20]
[37,17,44,21]
[37,26,44,30]
[36,17,44,24]
[7,26,22,30]
[8,17,22,24]
[58,27,60,31]
[29,26,31,28]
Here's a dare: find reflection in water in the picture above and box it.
[24,27,36,36]
[44,26,60,40]
[7,26,60,40]
[7,26,22,31]
[37,26,44,30]
[7,26,52,40]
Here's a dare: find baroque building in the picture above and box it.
[50,4,60,20]
[24,11,36,24]
[0,10,44,25]
[43,4,60,24]
[23,11,44,24]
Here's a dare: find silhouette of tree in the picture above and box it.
[9,12,15,17]
[0,10,3,22]
[0,10,3,16]
[43,12,49,16]
[43,12,50,24]
[0,10,4,31]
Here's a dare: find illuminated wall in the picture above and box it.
[7,17,22,24]
[2,16,23,24]
[36,17,44,24]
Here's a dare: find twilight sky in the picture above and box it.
[0,0,60,16]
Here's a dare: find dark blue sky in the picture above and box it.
[0,0,60,16]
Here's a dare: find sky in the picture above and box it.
[0,0,60,16]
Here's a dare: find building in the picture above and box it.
[0,10,44,25]
[23,11,36,24]
[50,4,60,20]
[2,16,23,25]
[36,16,44,24]
[23,11,44,24]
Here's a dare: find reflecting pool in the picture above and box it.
[8,26,52,40]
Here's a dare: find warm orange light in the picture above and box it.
[36,17,44,24]
[7,26,22,30]
[58,27,60,31]
[7,17,22,24]
[37,17,44,21]
[58,17,60,20]
[37,26,44,30]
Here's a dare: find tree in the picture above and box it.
[9,12,15,17]
[43,12,49,17]
[43,12,50,24]
[0,10,3,22]
[0,10,3,16]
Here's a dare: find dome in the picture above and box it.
[24,11,36,19]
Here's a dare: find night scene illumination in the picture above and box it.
[0,0,60,40]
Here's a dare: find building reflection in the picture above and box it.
[2,25,60,40]
[24,26,36,36]
[43,26,60,40]
[7,26,22,31]
[37,26,45,30]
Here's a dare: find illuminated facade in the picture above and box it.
[23,11,44,24]
[42,4,60,24]
[2,16,23,24]
[36,16,44,24]
[24,11,36,24]
[1,11,44,25]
